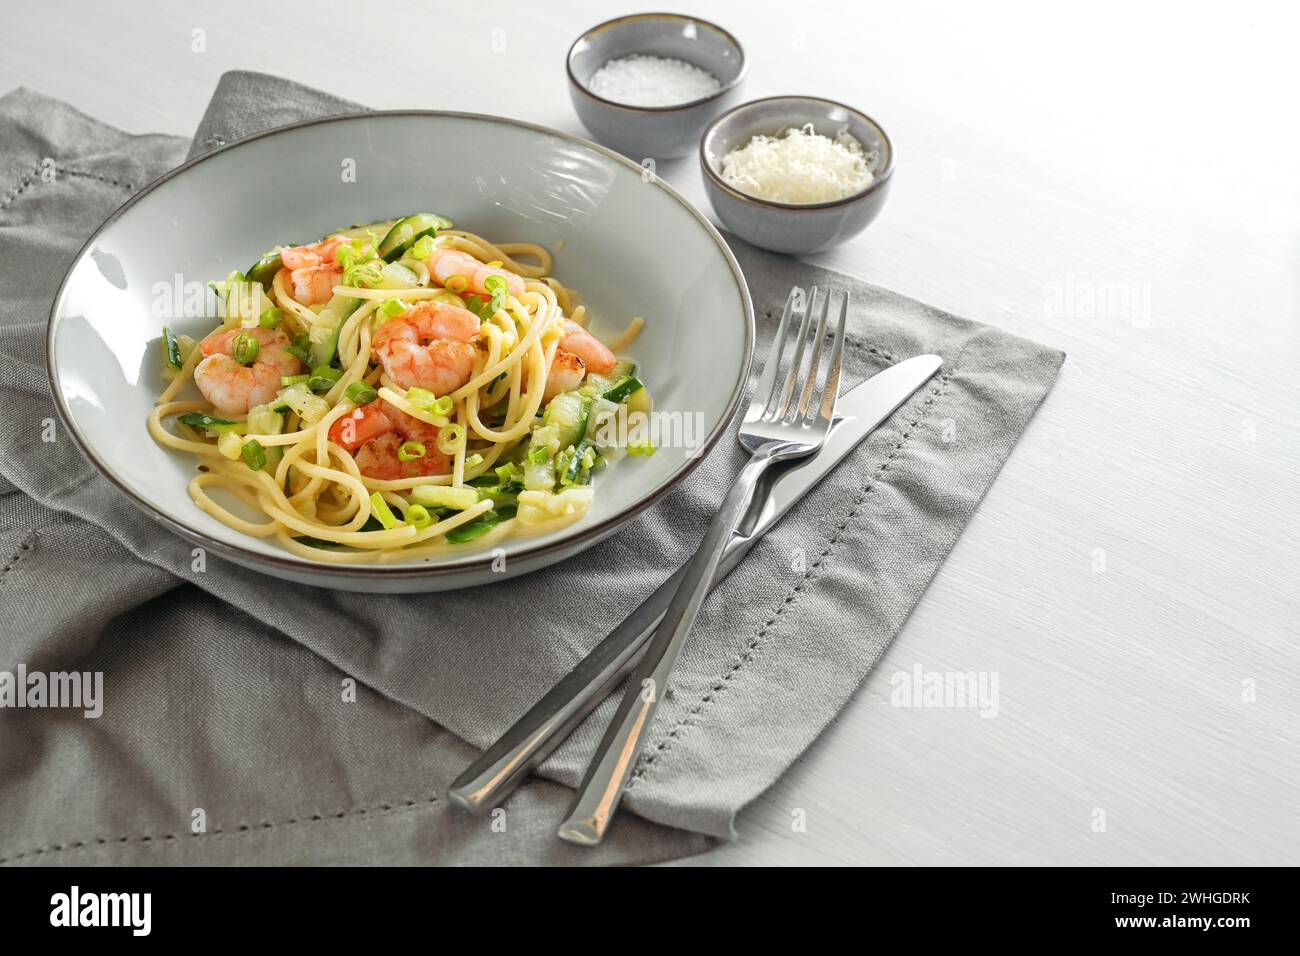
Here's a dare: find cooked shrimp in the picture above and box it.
[282,264,341,306]
[280,237,346,270]
[194,327,303,416]
[372,300,480,395]
[557,319,617,376]
[328,399,451,480]
[542,349,586,403]
[427,247,525,298]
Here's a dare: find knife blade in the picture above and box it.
[447,353,943,814]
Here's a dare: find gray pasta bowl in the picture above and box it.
[47,111,753,593]
[700,95,895,255]
[567,12,747,160]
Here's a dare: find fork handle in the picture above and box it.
[557,441,798,845]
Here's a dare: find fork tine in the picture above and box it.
[816,290,850,422]
[770,285,817,420]
[751,286,800,418]
[796,288,832,420]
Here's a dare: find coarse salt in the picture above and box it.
[586,54,722,107]
[720,124,876,204]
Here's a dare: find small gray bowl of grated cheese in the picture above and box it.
[700,96,895,255]
[567,13,746,160]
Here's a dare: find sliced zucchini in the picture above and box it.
[373,261,420,290]
[602,375,644,404]
[582,359,636,397]
[378,213,454,261]
[309,295,363,368]
[444,504,516,543]
[329,219,399,243]
[277,382,330,427]
[545,391,591,449]
[560,439,597,486]
[217,431,245,459]
[523,452,555,492]
[161,326,184,371]
[245,404,284,472]
[410,485,480,511]
[177,412,243,434]
[245,250,282,288]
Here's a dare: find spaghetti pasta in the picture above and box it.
[150,214,650,562]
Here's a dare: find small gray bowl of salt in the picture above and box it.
[566,13,746,160]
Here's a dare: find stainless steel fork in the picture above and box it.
[557,285,850,845]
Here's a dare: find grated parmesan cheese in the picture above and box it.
[586,55,722,107]
[719,124,876,204]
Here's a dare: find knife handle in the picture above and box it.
[445,479,776,815]
[556,445,793,845]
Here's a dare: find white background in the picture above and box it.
[4,0,1297,865]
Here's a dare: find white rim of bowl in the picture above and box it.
[47,109,755,581]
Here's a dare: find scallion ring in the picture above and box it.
[345,381,378,404]
[241,438,267,471]
[405,504,432,529]
[397,440,426,462]
[410,235,434,260]
[232,332,260,365]
[437,423,466,456]
[307,365,342,392]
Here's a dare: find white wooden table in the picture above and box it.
[6,0,1296,865]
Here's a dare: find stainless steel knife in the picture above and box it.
[447,353,944,814]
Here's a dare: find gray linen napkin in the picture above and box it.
[0,72,1064,864]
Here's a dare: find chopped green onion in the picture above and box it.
[232,332,260,364]
[379,298,406,317]
[483,274,508,314]
[258,306,284,328]
[287,331,312,364]
[437,423,466,455]
[527,446,549,464]
[405,504,432,529]
[368,492,401,531]
[410,234,434,260]
[345,381,378,404]
[444,274,469,294]
[495,462,520,483]
[280,374,309,387]
[465,453,484,468]
[397,440,426,462]
[308,365,343,392]
[627,437,656,456]
[241,438,267,471]
[405,388,454,416]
